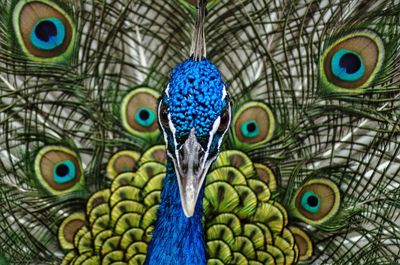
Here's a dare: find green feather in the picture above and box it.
[1,0,400,264]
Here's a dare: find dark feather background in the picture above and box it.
[0,0,400,264]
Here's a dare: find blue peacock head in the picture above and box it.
[158,58,231,217]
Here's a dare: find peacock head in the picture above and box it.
[158,58,231,217]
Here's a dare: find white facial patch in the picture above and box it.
[222,85,227,100]
[165,84,171,98]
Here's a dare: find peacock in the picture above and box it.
[0,0,400,264]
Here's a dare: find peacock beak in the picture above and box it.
[172,129,215,217]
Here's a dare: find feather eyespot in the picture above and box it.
[136,108,157,128]
[121,87,160,139]
[34,146,84,194]
[106,150,141,180]
[291,179,340,225]
[231,102,275,150]
[13,0,76,62]
[320,30,385,92]
[289,227,313,261]
[58,213,86,250]
[53,160,76,184]
[240,121,259,138]
[300,191,321,213]
[331,49,365,82]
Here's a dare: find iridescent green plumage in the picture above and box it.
[58,147,312,264]
[1,0,400,264]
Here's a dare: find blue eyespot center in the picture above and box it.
[53,160,76,184]
[36,21,57,42]
[340,52,361,74]
[56,164,69,177]
[135,108,156,127]
[331,49,365,82]
[241,121,260,138]
[301,191,320,213]
[30,18,66,50]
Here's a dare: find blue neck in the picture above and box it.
[145,160,206,265]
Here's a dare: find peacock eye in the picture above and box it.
[13,1,76,61]
[31,18,66,51]
[232,102,276,150]
[121,87,160,138]
[34,146,84,194]
[135,108,157,128]
[240,120,260,138]
[291,179,340,225]
[58,213,86,250]
[289,227,313,262]
[331,49,365,82]
[106,150,140,180]
[159,101,170,128]
[217,107,230,133]
[300,191,321,213]
[53,160,77,184]
[320,30,385,92]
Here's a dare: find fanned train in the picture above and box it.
[0,0,400,264]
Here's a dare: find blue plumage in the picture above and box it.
[148,57,230,263]
[166,58,225,138]
[145,162,206,265]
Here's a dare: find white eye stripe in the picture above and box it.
[207,116,221,151]
[158,91,231,160]
[158,100,176,160]
[222,86,227,100]
[207,103,232,151]
[165,84,171,98]
[156,100,180,161]
[168,113,179,156]
[223,103,232,134]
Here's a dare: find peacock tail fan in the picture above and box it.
[0,0,399,264]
